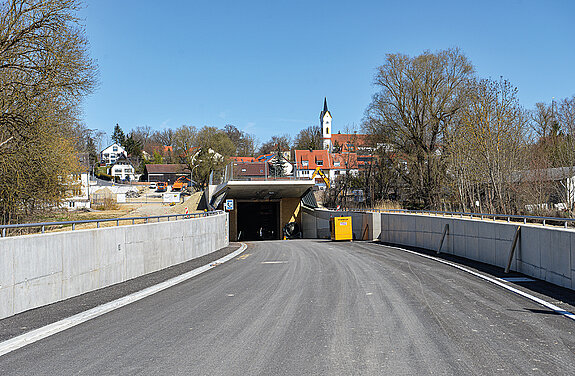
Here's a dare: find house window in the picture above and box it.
[316,160,323,166]
[335,171,340,175]
[112,146,118,152]
[334,161,340,167]
[241,168,247,172]
[302,160,308,167]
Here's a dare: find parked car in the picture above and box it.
[149,182,157,190]
[156,182,167,192]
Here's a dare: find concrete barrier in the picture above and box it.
[379,213,574,290]
[0,213,229,319]
[302,208,380,241]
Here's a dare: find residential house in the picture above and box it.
[294,149,358,187]
[109,155,136,181]
[64,172,91,210]
[100,143,127,165]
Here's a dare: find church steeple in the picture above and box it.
[320,97,332,151]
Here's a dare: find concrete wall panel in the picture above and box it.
[372,212,574,291]
[14,273,62,314]
[0,213,229,319]
[0,286,13,319]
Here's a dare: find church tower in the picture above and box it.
[320,97,332,151]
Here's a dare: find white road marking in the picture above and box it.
[0,243,248,358]
[261,261,288,264]
[500,277,535,282]
[377,243,575,322]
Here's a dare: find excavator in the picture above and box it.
[311,167,330,188]
[172,176,191,191]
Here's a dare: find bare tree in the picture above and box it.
[223,124,256,156]
[447,78,528,214]
[258,134,291,155]
[151,128,175,146]
[0,0,97,224]
[363,48,474,209]
[293,125,321,150]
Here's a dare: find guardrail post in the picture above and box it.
[97,222,100,228]
[72,223,75,231]
[437,224,449,254]
[41,225,45,234]
[543,220,546,226]
[132,219,135,225]
[505,226,521,273]
[116,219,119,226]
[2,228,5,237]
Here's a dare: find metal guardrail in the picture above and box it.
[337,208,575,229]
[0,210,223,238]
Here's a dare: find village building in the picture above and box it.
[142,164,191,184]
[108,154,136,181]
[99,143,127,165]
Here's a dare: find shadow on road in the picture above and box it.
[378,241,575,311]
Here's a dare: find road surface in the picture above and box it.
[1,240,574,375]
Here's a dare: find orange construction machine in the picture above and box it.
[172,176,191,191]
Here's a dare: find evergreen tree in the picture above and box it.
[112,124,126,146]
[269,145,286,177]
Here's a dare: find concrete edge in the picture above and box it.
[0,243,248,358]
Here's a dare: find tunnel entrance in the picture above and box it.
[237,201,280,241]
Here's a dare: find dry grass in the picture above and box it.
[372,200,402,211]
[91,198,119,211]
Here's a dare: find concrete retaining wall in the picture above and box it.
[302,208,380,241]
[380,213,575,290]
[0,213,229,319]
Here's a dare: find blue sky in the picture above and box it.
[80,0,575,147]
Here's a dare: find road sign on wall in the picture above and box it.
[224,199,234,211]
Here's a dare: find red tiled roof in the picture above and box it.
[144,164,190,174]
[233,162,266,176]
[231,156,257,162]
[331,153,358,169]
[294,149,360,170]
[331,133,369,152]
[294,149,330,170]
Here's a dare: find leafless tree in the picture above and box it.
[0,0,97,224]
[364,48,474,209]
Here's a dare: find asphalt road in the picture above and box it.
[1,240,575,375]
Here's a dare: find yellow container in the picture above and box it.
[330,216,353,241]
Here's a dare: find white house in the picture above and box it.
[109,155,136,181]
[100,143,126,165]
[64,172,91,210]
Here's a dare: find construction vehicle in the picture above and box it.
[172,176,191,191]
[156,182,168,192]
[311,167,330,188]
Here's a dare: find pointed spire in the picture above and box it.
[323,97,328,113]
